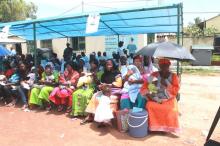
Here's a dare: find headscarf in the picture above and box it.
[133,55,143,62]
[159,58,171,66]
[101,59,120,84]
[45,62,55,71]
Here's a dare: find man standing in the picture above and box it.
[10,47,17,56]
[117,41,125,56]
[127,37,137,54]
[63,43,73,62]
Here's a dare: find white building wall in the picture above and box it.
[20,34,147,59]
[52,38,67,59]
[85,36,105,55]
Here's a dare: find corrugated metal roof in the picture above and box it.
[192,45,214,50]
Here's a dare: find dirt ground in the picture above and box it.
[0,74,219,146]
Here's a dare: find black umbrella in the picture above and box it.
[136,41,195,61]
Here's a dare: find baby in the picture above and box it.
[121,65,142,103]
[94,86,114,127]
[148,77,170,104]
[21,67,36,90]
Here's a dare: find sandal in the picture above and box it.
[80,115,93,125]
[57,105,64,112]
[6,99,16,107]
[66,106,72,113]
[22,104,28,110]
[46,104,52,111]
[80,119,91,125]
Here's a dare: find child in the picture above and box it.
[121,65,142,103]
[148,76,170,104]
[94,85,114,127]
[21,67,36,90]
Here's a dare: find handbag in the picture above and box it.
[115,110,129,132]
[204,106,220,146]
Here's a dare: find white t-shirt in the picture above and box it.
[117,47,124,56]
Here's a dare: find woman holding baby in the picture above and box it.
[140,58,180,136]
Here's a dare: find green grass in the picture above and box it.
[212,54,220,61]
[182,68,220,76]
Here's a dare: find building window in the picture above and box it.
[71,37,85,51]
[147,33,155,43]
[40,39,52,49]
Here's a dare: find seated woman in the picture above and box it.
[140,58,180,135]
[81,59,122,124]
[0,62,26,106]
[3,61,15,79]
[29,63,59,110]
[71,59,103,117]
[49,62,79,112]
[120,55,146,110]
[17,66,37,109]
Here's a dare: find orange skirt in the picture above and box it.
[146,98,180,133]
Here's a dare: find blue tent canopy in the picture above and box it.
[0,4,183,40]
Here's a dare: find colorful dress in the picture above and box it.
[120,65,149,110]
[85,70,122,114]
[49,70,79,106]
[71,71,103,116]
[140,71,180,133]
[29,71,59,106]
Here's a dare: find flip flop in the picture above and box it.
[57,105,64,112]
[46,105,52,111]
[66,106,72,113]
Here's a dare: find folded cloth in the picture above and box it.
[132,107,143,113]
[32,84,45,89]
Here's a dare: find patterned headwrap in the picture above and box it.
[158,58,171,65]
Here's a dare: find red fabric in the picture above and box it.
[158,58,171,65]
[140,71,180,133]
[59,69,79,85]
[49,87,73,106]
[49,69,79,106]
[4,69,14,78]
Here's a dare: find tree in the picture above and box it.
[0,0,38,22]
[194,17,202,26]
[185,17,217,37]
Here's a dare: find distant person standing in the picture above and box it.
[63,43,73,62]
[117,41,125,56]
[103,52,107,60]
[10,47,16,56]
[81,52,90,70]
[127,37,137,54]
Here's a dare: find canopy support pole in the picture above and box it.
[100,19,119,35]
[180,3,183,75]
[39,24,68,38]
[33,23,38,81]
[176,4,181,76]
[117,35,120,44]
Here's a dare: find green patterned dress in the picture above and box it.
[29,71,59,106]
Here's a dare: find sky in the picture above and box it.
[25,0,220,26]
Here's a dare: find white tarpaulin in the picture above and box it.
[86,13,100,34]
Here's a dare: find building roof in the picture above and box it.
[192,45,214,50]
[204,14,220,23]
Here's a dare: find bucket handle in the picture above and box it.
[127,115,148,128]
